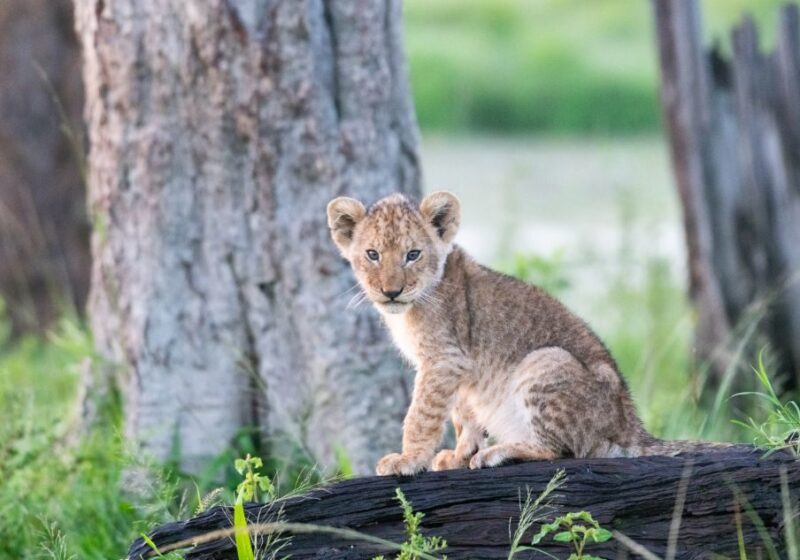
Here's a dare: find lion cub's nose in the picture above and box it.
[381,288,404,300]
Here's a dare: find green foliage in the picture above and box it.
[500,251,571,297]
[507,470,566,560]
[395,488,448,560]
[38,520,77,560]
[404,0,790,134]
[334,445,355,479]
[532,511,612,560]
[233,454,273,560]
[235,454,275,504]
[231,454,292,560]
[373,489,448,560]
[0,316,190,559]
[733,352,800,457]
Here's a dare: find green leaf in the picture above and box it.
[257,476,274,496]
[233,499,255,560]
[553,531,573,543]
[335,445,355,478]
[532,521,561,544]
[581,555,610,560]
[572,511,599,526]
[234,459,246,474]
[591,528,613,543]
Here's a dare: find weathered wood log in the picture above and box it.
[654,1,800,391]
[129,446,799,559]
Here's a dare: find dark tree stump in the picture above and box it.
[653,0,800,391]
[129,446,799,559]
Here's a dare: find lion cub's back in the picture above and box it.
[456,256,617,373]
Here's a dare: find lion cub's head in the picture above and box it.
[327,192,460,315]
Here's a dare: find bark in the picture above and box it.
[129,446,800,560]
[74,0,420,474]
[654,1,800,390]
[0,0,89,336]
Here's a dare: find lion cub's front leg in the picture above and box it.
[376,361,461,476]
[432,404,484,471]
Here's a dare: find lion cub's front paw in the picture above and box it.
[375,453,427,476]
[431,449,469,471]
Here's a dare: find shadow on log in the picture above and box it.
[130,446,798,559]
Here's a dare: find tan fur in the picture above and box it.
[327,192,706,476]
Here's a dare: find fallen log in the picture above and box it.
[129,446,798,559]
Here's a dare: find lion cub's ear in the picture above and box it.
[327,197,366,256]
[420,191,460,244]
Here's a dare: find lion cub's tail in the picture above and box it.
[636,435,741,457]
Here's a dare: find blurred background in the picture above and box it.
[0,1,798,558]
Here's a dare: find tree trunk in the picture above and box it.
[74,0,420,474]
[129,447,800,560]
[654,1,800,391]
[0,0,89,337]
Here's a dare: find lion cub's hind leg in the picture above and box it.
[519,346,642,461]
[432,403,485,471]
[469,442,557,469]
[469,347,599,470]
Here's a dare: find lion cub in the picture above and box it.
[328,192,672,476]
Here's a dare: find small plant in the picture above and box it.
[532,511,612,560]
[38,520,76,560]
[196,487,224,514]
[235,455,275,504]
[233,455,275,560]
[733,352,800,457]
[373,488,448,560]
[508,470,566,559]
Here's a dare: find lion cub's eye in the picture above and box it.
[366,249,380,262]
[406,250,421,262]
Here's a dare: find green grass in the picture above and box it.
[0,318,186,559]
[0,312,336,558]
[404,0,792,134]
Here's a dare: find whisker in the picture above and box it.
[347,290,367,310]
[337,283,361,299]
[352,293,369,309]
[415,291,446,320]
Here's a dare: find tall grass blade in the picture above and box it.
[781,467,799,560]
[234,500,255,560]
[733,502,747,560]
[728,482,780,560]
[612,531,663,560]
[666,459,693,560]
